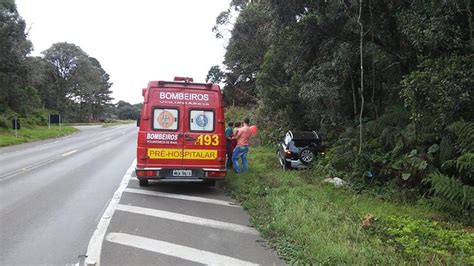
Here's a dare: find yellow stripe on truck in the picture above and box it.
[147,149,218,160]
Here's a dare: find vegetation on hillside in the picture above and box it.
[213,0,473,220]
[224,147,474,264]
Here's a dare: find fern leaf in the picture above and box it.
[429,171,474,211]
[448,121,474,154]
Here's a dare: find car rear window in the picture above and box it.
[293,139,318,147]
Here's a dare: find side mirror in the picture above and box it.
[136,116,141,127]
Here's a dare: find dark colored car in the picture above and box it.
[277,130,325,170]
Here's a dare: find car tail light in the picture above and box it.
[136,170,157,177]
[206,171,226,178]
[285,149,292,157]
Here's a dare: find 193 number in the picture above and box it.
[195,135,219,146]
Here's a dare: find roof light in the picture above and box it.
[174,77,194,82]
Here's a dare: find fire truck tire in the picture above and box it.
[138,179,149,187]
[204,180,216,187]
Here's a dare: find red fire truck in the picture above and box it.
[135,77,226,186]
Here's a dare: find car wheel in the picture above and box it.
[139,178,149,187]
[299,149,314,164]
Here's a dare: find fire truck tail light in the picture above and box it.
[136,170,157,177]
[207,171,226,178]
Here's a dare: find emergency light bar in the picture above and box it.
[151,80,213,90]
[174,76,194,82]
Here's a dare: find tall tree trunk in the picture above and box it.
[358,0,365,155]
[467,0,473,50]
[89,99,93,123]
[351,73,357,118]
[369,0,378,119]
[371,61,378,119]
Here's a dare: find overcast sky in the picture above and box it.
[15,0,231,104]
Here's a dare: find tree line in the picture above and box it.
[212,0,473,218]
[0,0,137,127]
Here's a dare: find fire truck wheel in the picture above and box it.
[139,179,149,187]
[203,180,216,187]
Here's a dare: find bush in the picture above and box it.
[0,109,18,129]
[0,114,9,129]
[312,107,442,194]
[375,216,474,264]
[426,121,474,219]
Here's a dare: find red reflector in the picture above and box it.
[207,171,226,178]
[145,170,156,177]
[136,170,157,177]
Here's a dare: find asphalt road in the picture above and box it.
[0,124,137,264]
[0,124,284,265]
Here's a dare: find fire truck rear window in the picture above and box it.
[153,108,179,131]
[190,110,214,132]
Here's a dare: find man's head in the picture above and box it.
[244,118,250,125]
[228,121,234,127]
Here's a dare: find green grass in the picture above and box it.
[0,125,77,147]
[223,147,474,264]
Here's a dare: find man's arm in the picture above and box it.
[233,129,241,140]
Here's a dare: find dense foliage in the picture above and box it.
[115,100,141,120]
[214,0,473,218]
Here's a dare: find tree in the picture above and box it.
[400,55,474,126]
[70,56,112,121]
[357,0,365,155]
[221,1,272,105]
[41,42,113,121]
[115,100,140,120]
[205,65,225,83]
[42,42,89,115]
[88,57,113,120]
[26,56,55,109]
[0,0,33,114]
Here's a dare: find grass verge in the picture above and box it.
[0,126,77,147]
[63,120,134,128]
[223,147,474,264]
[101,120,135,127]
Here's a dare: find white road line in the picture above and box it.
[116,204,259,235]
[106,233,259,266]
[61,149,78,157]
[85,159,136,266]
[0,150,80,182]
[124,188,241,208]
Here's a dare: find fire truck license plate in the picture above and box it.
[172,170,192,177]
